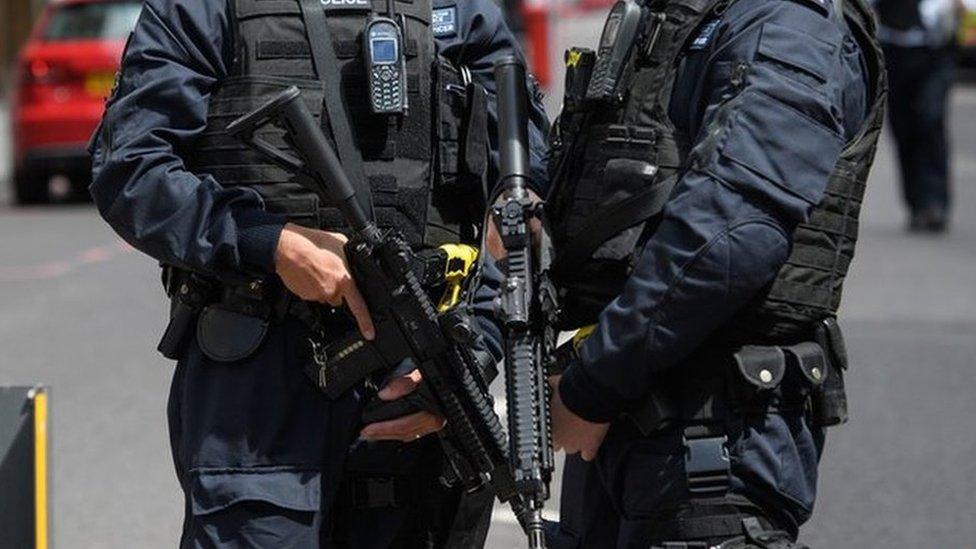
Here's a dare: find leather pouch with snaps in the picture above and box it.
[196,304,270,363]
[734,346,786,391]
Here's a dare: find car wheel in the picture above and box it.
[13,170,50,206]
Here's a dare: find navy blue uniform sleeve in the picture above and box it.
[436,0,550,195]
[90,0,286,279]
[559,0,866,422]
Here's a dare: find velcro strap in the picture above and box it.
[824,171,866,200]
[334,38,420,59]
[657,514,747,540]
[256,40,311,59]
[784,245,851,273]
[801,209,859,239]
[765,279,834,309]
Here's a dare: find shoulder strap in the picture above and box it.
[552,175,678,276]
[298,0,374,220]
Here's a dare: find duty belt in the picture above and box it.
[155,243,480,365]
[552,319,850,499]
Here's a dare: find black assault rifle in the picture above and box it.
[226,87,539,536]
[493,57,558,549]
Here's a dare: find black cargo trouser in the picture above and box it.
[169,316,486,548]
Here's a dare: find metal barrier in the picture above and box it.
[0,386,50,549]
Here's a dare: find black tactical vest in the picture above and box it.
[190,0,489,248]
[735,0,887,341]
[548,0,886,339]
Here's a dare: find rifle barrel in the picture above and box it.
[494,57,533,195]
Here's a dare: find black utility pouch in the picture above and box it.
[435,62,486,195]
[157,269,216,360]
[196,298,271,363]
[734,346,787,392]
[158,300,200,361]
[811,318,850,426]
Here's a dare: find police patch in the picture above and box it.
[433,6,458,37]
[689,18,720,50]
[320,0,371,11]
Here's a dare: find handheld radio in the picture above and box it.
[364,16,408,115]
[586,0,645,103]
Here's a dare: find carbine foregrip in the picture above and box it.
[494,56,554,549]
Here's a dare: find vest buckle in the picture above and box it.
[683,431,731,496]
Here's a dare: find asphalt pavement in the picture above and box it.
[2,55,976,549]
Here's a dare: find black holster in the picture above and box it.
[157,267,216,360]
[157,266,279,363]
[811,318,850,426]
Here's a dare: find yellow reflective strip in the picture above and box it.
[32,389,48,549]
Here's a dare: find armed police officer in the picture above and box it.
[542,0,885,546]
[89,0,547,547]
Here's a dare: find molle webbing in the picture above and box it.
[190,0,484,248]
[735,0,886,340]
[549,0,727,328]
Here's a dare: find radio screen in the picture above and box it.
[371,39,398,64]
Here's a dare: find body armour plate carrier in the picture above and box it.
[190,0,489,248]
[548,0,886,338]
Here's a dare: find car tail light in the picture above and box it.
[16,58,84,105]
[21,59,77,86]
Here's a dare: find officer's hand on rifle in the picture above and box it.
[359,369,447,442]
[549,375,610,462]
[275,223,376,340]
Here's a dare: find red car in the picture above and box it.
[10,0,141,204]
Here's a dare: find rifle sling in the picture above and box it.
[298,0,375,220]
